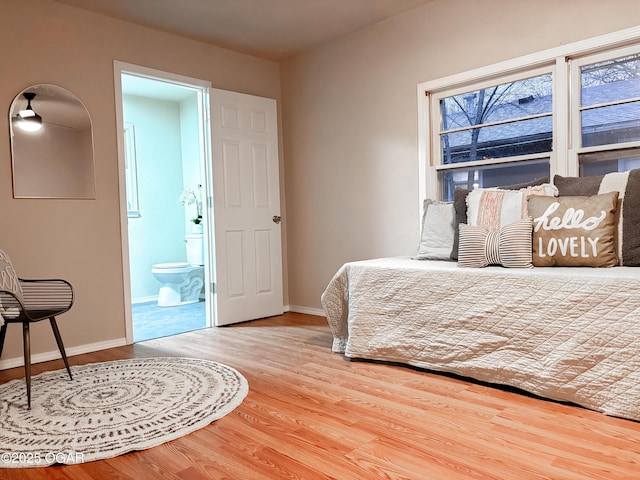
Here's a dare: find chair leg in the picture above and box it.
[22,322,31,410]
[0,323,7,359]
[49,317,72,380]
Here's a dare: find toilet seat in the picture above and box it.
[151,262,202,275]
[153,262,190,270]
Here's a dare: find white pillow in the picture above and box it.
[466,183,557,230]
[416,200,455,260]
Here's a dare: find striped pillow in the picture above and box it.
[458,219,533,268]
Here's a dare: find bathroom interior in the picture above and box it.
[121,74,209,342]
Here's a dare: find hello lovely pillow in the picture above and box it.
[527,192,619,267]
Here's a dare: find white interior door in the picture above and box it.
[211,88,283,326]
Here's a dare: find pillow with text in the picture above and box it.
[554,169,640,266]
[527,192,618,267]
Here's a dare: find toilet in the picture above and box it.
[151,234,205,307]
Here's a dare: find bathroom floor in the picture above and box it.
[132,300,207,342]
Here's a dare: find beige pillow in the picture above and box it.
[458,219,533,268]
[554,169,640,266]
[527,192,619,267]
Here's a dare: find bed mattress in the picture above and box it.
[321,257,640,421]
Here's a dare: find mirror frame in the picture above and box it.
[9,84,96,199]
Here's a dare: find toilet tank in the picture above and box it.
[185,233,204,265]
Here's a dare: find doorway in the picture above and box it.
[114,62,215,343]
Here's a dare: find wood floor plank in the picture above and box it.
[1,312,640,479]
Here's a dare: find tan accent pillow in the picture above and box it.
[527,192,618,267]
[554,169,640,266]
[458,219,533,268]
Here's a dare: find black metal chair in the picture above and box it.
[0,250,73,409]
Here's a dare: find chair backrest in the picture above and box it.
[0,250,24,323]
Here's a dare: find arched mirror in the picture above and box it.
[9,84,95,199]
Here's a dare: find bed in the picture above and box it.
[321,257,640,421]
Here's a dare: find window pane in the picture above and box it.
[124,124,140,217]
[581,101,640,147]
[440,159,549,201]
[439,74,552,164]
[441,116,552,164]
[579,147,640,176]
[441,74,552,130]
[581,54,640,107]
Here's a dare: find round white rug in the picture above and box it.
[0,357,248,468]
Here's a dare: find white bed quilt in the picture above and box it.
[321,257,640,421]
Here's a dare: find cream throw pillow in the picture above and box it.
[466,184,558,230]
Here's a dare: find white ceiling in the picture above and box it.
[53,0,434,60]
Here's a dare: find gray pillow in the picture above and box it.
[416,200,455,260]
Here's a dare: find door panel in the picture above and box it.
[211,89,283,325]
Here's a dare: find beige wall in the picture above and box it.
[0,0,282,361]
[281,0,640,310]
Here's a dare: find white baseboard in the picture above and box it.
[287,305,326,317]
[0,337,128,371]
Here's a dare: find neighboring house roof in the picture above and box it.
[443,77,640,161]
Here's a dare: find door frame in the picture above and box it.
[113,61,215,343]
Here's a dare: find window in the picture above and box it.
[572,47,640,176]
[418,27,640,204]
[433,70,553,199]
[579,147,640,177]
[124,123,140,217]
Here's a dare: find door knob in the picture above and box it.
[272,215,282,224]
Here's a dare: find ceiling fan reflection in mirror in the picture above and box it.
[12,92,43,132]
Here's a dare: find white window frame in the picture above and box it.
[430,65,556,187]
[417,25,640,224]
[569,43,640,173]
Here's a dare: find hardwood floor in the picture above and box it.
[2,312,640,479]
